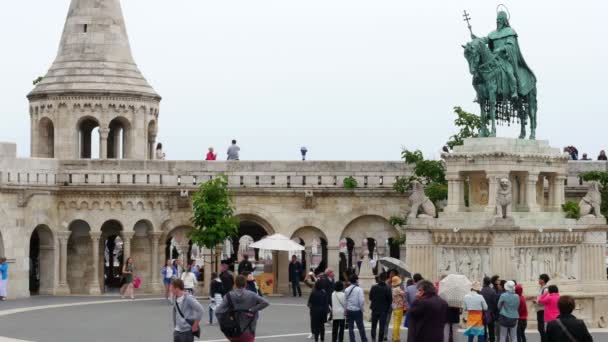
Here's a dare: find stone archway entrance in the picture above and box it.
[165,226,194,276]
[290,226,328,276]
[29,225,55,295]
[101,220,124,291]
[232,215,275,294]
[340,215,400,277]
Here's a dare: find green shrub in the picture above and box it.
[343,176,358,189]
[561,201,580,220]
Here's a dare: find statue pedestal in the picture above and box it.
[358,254,376,321]
[405,137,608,327]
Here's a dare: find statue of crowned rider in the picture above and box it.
[463,7,538,139]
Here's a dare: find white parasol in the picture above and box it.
[438,274,472,308]
[249,234,305,251]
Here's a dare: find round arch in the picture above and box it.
[291,226,328,274]
[29,225,55,295]
[107,116,132,159]
[340,215,398,244]
[76,116,100,159]
[340,215,400,276]
[234,206,280,235]
[164,226,195,269]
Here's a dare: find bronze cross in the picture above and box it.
[463,10,473,35]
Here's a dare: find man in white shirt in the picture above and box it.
[344,274,368,342]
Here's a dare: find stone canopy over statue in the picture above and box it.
[462,7,538,140]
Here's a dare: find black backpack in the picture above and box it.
[219,293,251,338]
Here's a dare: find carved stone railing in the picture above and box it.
[0,159,411,190]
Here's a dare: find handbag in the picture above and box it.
[175,297,201,338]
[133,277,142,289]
[555,319,579,342]
[497,314,517,328]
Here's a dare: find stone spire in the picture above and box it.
[28,0,159,99]
[28,0,160,160]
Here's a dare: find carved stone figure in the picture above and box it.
[579,181,603,217]
[408,180,437,218]
[496,178,512,218]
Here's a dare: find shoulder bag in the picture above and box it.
[175,297,201,338]
[555,319,579,342]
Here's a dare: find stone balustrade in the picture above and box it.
[0,159,410,190]
[2,157,608,191]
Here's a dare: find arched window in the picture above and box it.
[77,117,100,159]
[108,117,131,159]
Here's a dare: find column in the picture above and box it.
[89,232,102,295]
[485,174,502,213]
[526,172,540,212]
[305,246,313,272]
[122,231,134,260]
[57,231,71,295]
[326,246,340,275]
[376,246,386,259]
[445,174,463,213]
[149,134,157,160]
[99,128,109,159]
[177,242,190,269]
[149,232,163,292]
[554,175,566,208]
[547,174,556,210]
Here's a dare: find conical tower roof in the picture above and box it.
[28,0,159,100]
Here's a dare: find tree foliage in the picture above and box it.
[446,106,483,149]
[394,149,448,205]
[190,175,239,249]
[580,171,608,217]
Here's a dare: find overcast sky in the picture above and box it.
[1,1,606,161]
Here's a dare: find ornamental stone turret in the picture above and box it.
[28,0,160,160]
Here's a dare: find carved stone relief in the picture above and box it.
[437,247,490,281]
[513,246,577,282]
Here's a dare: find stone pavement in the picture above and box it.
[0,296,606,342]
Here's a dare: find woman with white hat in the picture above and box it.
[497,280,520,342]
[463,281,488,342]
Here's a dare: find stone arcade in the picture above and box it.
[0,0,607,329]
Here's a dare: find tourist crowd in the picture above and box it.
[289,251,594,342]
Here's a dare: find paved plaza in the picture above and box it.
[0,296,605,342]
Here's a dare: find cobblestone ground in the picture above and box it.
[0,296,606,342]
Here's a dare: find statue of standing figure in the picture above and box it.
[462,8,538,139]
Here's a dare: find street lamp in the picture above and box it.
[300,146,308,161]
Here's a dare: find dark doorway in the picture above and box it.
[29,230,40,295]
[104,235,123,289]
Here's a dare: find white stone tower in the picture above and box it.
[28,0,160,160]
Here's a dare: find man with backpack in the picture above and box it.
[171,279,204,342]
[216,275,270,342]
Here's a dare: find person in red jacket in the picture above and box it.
[206,147,217,160]
[515,284,528,342]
